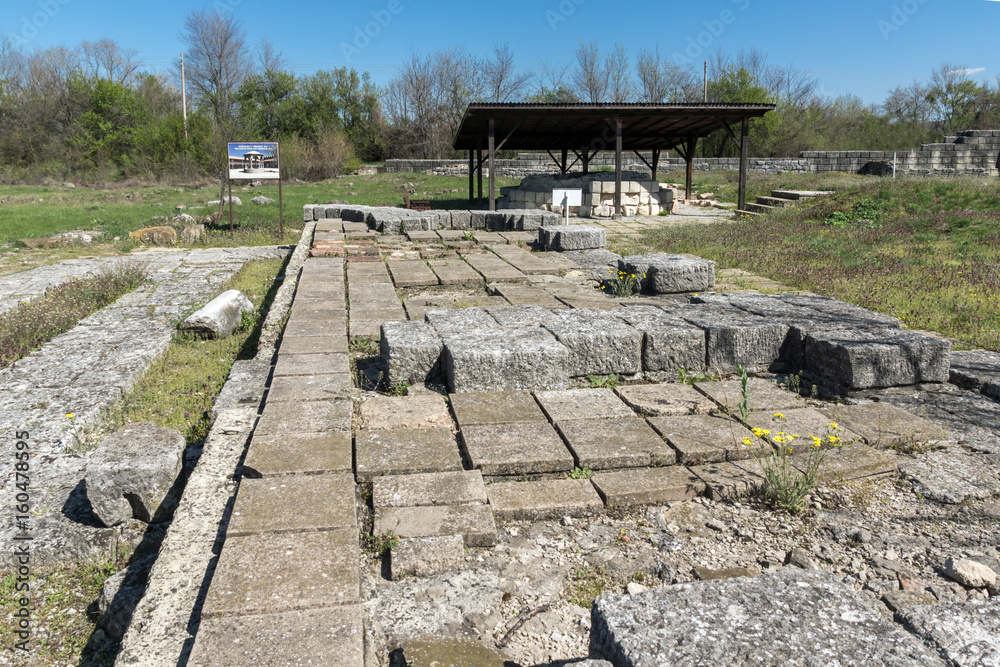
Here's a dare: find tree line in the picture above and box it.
[2,11,1000,184]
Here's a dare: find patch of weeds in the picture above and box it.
[566,466,594,480]
[752,415,845,514]
[384,379,409,397]
[362,528,399,560]
[0,261,150,369]
[677,368,718,385]
[601,267,644,297]
[350,336,379,356]
[737,365,750,424]
[587,373,621,389]
[887,435,940,457]
[565,564,614,608]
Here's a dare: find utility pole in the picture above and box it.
[180,53,188,140]
[703,61,708,103]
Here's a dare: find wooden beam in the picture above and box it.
[738,116,749,211]
[495,118,522,152]
[685,137,696,201]
[477,143,483,209]
[561,148,568,175]
[631,150,655,173]
[615,119,623,219]
[651,148,660,180]
[488,115,496,212]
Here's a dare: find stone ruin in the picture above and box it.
[499,172,678,217]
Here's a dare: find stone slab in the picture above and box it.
[746,408,862,454]
[791,444,898,484]
[804,328,951,390]
[227,473,357,536]
[460,422,574,475]
[391,536,467,581]
[695,377,806,414]
[489,283,566,308]
[272,352,350,377]
[673,305,788,374]
[388,259,440,287]
[441,327,569,393]
[486,304,560,327]
[542,309,642,377]
[449,390,547,427]
[615,383,717,417]
[282,319,347,338]
[375,504,498,547]
[278,335,350,356]
[950,349,1000,401]
[188,606,363,666]
[535,388,636,422]
[355,427,463,483]
[461,252,528,282]
[899,449,1000,504]
[896,597,1000,667]
[613,305,707,373]
[243,432,353,477]
[821,402,949,448]
[267,373,351,402]
[254,399,352,436]
[557,417,675,469]
[425,307,500,336]
[202,529,360,616]
[360,394,452,430]
[372,470,487,509]
[486,479,604,520]
[691,460,766,500]
[590,569,942,666]
[648,414,763,464]
[488,244,566,275]
[621,253,715,294]
[539,225,606,251]
[427,258,484,286]
[591,467,706,506]
[380,320,443,386]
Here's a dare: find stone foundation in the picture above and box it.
[498,172,678,218]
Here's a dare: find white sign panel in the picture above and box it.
[552,188,583,207]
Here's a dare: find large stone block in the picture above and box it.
[542,309,642,377]
[380,320,443,386]
[896,597,1000,666]
[590,570,940,666]
[441,327,570,392]
[672,305,789,374]
[803,328,951,390]
[613,305,707,373]
[424,307,500,336]
[621,254,715,294]
[538,225,607,251]
[558,417,675,469]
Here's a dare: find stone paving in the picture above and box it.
[177,209,1000,664]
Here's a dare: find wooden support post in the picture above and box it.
[488,116,496,212]
[685,138,695,202]
[561,148,568,175]
[651,149,660,181]
[228,178,234,238]
[468,150,474,206]
[477,144,483,209]
[582,151,590,174]
[738,116,750,211]
[614,119,622,219]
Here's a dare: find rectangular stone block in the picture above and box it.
[820,402,948,448]
[489,284,565,309]
[621,254,715,294]
[227,473,357,536]
[539,225,607,251]
[387,259,439,287]
[791,444,898,484]
[613,305,707,373]
[672,305,789,374]
[202,529,360,616]
[449,390,547,427]
[615,383,717,417]
[255,399,352,436]
[188,606,363,667]
[691,460,766,501]
[372,470,488,509]
[487,304,560,327]
[694,377,806,413]
[558,417,676,469]
[535,388,636,421]
[442,327,570,393]
[268,373,351,403]
[279,335,350,356]
[591,467,706,507]
[460,422,574,475]
[375,504,497,547]
[391,535,466,581]
[648,414,763,464]
[380,320,443,387]
[359,394,452,430]
[461,252,528,282]
[425,307,500,336]
[243,432,353,478]
[273,353,351,377]
[803,328,950,390]
[746,408,862,454]
[355,427,464,483]
[427,258,483,286]
[542,309,642,377]
[486,479,604,520]
[449,210,472,229]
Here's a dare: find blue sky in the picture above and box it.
[3,0,998,104]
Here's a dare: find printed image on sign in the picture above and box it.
[228,142,280,180]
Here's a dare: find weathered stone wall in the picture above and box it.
[498,172,678,217]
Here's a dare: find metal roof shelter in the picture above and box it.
[453,103,775,215]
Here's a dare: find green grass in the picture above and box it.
[644,174,1000,351]
[97,257,285,446]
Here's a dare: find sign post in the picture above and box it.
[552,188,583,225]
[227,142,282,239]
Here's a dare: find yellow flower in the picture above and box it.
[828,422,841,431]
[751,428,771,437]
[66,413,75,419]
[772,412,785,419]
[810,436,822,447]
[742,437,752,446]
[774,436,786,444]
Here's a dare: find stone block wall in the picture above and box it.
[498,173,678,218]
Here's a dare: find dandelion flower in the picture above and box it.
[741,437,752,446]
[772,412,785,419]
[66,413,75,419]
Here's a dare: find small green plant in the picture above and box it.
[385,380,409,397]
[349,336,379,355]
[565,564,613,608]
[737,365,750,424]
[601,267,644,297]
[362,528,399,559]
[677,368,718,385]
[567,466,594,480]
[587,373,621,388]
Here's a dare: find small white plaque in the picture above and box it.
[552,188,583,207]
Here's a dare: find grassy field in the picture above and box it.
[644,174,1000,351]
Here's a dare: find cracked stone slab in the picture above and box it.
[243,432,353,477]
[804,328,951,390]
[542,308,642,377]
[486,479,604,520]
[390,536,467,581]
[441,327,569,393]
[254,399,352,436]
[534,388,636,422]
[460,422,574,475]
[896,597,1000,667]
[380,320,443,386]
[746,408,863,454]
[557,417,676,469]
[372,470,487,509]
[359,394,452,430]
[899,448,1000,504]
[950,350,1000,401]
[694,377,807,413]
[821,402,949,448]
[449,390,548,427]
[272,352,350,377]
[375,504,498,547]
[188,605,364,666]
[226,473,357,536]
[691,460,766,501]
[792,444,898,484]
[590,569,942,667]
[355,427,463,483]
[612,305,707,374]
[202,528,360,617]
[591,466,706,506]
[648,414,763,464]
[616,383,718,417]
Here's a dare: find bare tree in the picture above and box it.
[883,81,933,124]
[606,42,633,103]
[257,37,285,74]
[572,40,608,103]
[636,48,698,103]
[79,39,141,85]
[178,9,251,125]
[481,42,532,103]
